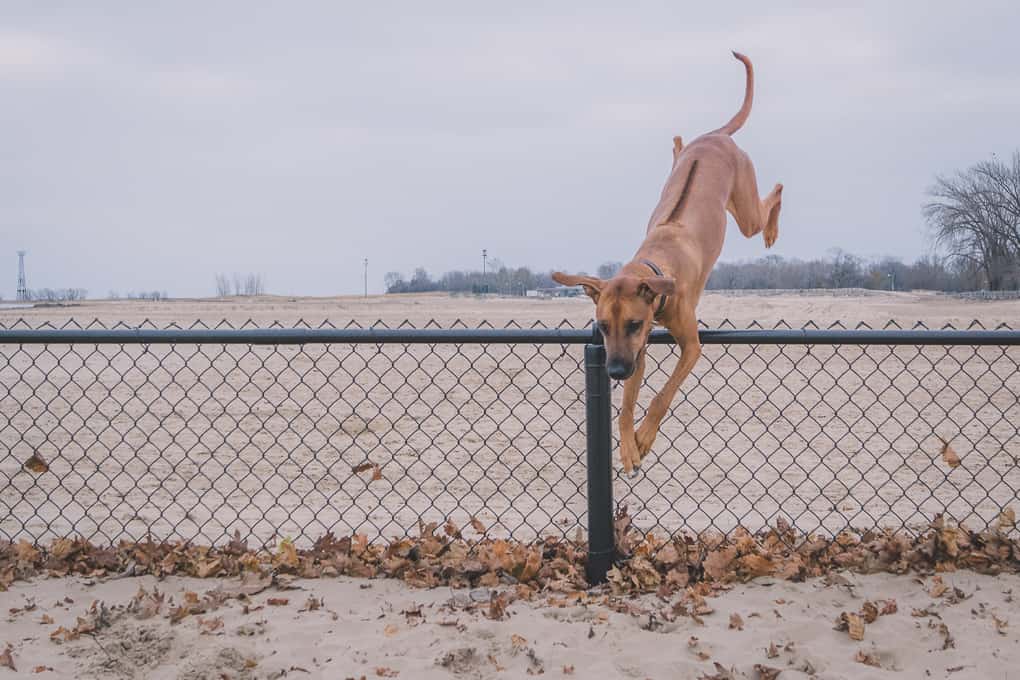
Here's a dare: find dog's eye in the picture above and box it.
[598,321,610,335]
[626,320,643,334]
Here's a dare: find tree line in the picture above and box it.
[215,273,267,297]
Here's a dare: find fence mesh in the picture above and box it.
[1,318,1018,547]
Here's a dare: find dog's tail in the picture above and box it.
[713,51,753,136]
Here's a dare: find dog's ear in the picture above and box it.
[552,271,603,302]
[672,136,684,164]
[637,276,675,303]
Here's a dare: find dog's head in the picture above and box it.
[552,271,675,380]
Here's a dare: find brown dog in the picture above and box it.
[553,51,782,476]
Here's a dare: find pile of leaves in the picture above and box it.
[1,510,1016,597]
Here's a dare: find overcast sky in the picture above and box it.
[2,2,1019,297]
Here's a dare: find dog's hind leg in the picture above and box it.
[618,348,647,476]
[726,151,782,248]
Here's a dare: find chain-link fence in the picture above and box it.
[1,319,1018,561]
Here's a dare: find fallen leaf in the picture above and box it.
[702,546,738,582]
[40,614,54,624]
[939,437,961,468]
[938,622,955,650]
[352,462,374,474]
[267,598,289,606]
[698,662,735,680]
[562,665,575,675]
[383,624,399,637]
[24,453,49,474]
[754,664,781,680]
[992,615,1008,635]
[486,593,508,621]
[375,668,398,678]
[470,516,486,534]
[862,600,879,623]
[197,616,223,635]
[998,507,1016,531]
[835,612,865,640]
[855,649,881,667]
[765,642,779,658]
[0,645,14,671]
[929,576,949,598]
[32,666,53,673]
[880,599,898,615]
[728,613,744,630]
[511,634,528,651]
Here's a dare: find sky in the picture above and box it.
[2,1,1019,298]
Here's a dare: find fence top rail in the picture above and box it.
[2,327,1020,346]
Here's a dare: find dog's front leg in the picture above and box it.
[635,311,701,461]
[618,348,646,476]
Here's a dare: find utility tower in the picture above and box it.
[16,251,28,301]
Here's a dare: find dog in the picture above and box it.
[552,51,782,476]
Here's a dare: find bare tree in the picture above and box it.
[924,152,1020,290]
[596,261,623,279]
[215,274,231,297]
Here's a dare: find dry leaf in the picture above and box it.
[0,645,14,671]
[198,616,223,635]
[470,516,486,534]
[765,642,779,658]
[267,598,289,606]
[855,649,881,667]
[880,599,898,615]
[40,613,54,624]
[383,624,399,637]
[754,665,781,680]
[702,546,738,582]
[510,634,528,651]
[928,576,948,598]
[33,666,52,673]
[24,453,49,474]
[728,613,744,630]
[835,612,865,640]
[486,593,508,621]
[993,615,1008,635]
[939,437,961,468]
[371,465,383,481]
[998,507,1016,531]
[375,668,399,678]
[352,462,374,474]
[862,600,879,623]
[938,622,955,650]
[698,662,735,680]
[274,540,299,569]
[562,665,575,675]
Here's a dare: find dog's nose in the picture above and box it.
[606,359,633,380]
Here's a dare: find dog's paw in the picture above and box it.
[635,422,657,459]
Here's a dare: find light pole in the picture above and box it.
[887,272,895,292]
[482,249,488,293]
[363,258,368,297]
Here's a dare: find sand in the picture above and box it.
[1,568,1017,679]
[1,291,1018,549]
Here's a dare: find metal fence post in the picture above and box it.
[584,323,615,585]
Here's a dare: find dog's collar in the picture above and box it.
[639,258,668,318]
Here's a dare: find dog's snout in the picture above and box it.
[606,358,634,380]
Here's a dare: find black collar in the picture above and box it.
[639,258,668,318]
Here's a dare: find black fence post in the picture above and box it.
[584,323,615,585]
